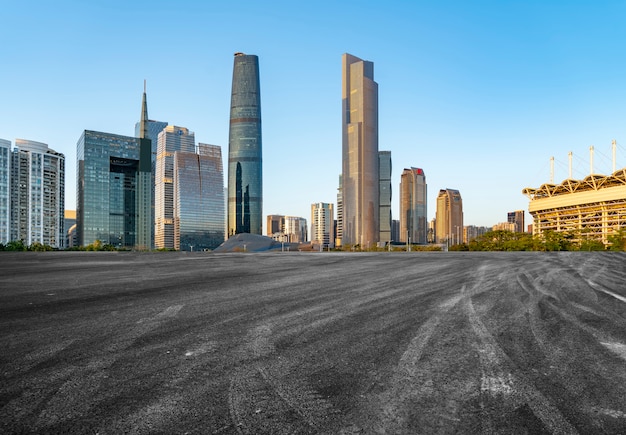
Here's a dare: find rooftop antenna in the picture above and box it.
[568,151,572,179]
[590,145,594,174]
[550,156,554,183]
[612,139,617,173]
[144,79,146,94]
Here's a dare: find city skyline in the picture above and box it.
[3,1,626,230]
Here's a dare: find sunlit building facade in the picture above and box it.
[10,140,65,248]
[379,151,392,244]
[284,216,307,243]
[523,170,626,247]
[266,215,285,236]
[311,202,334,249]
[228,52,262,236]
[155,126,195,249]
[400,167,427,244]
[436,188,463,245]
[507,210,525,233]
[77,130,150,248]
[342,53,379,248]
[173,143,225,251]
[0,139,10,244]
[336,175,343,246]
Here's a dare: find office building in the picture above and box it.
[77,130,150,248]
[135,105,168,249]
[436,189,463,245]
[391,219,400,243]
[228,52,262,236]
[341,53,379,248]
[507,210,525,233]
[173,143,225,251]
[10,140,65,248]
[284,216,307,243]
[0,139,10,244]
[311,202,334,249]
[155,126,195,249]
[267,215,285,236]
[400,167,427,244]
[379,151,392,244]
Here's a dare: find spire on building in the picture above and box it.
[140,79,149,140]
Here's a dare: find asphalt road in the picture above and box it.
[1,251,625,434]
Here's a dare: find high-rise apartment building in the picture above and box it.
[400,167,427,244]
[379,151,392,244]
[341,53,379,248]
[155,126,195,249]
[228,52,262,236]
[436,189,463,245]
[77,130,150,248]
[266,215,285,236]
[10,140,65,248]
[336,175,343,246]
[284,216,307,243]
[173,143,225,251]
[311,202,334,249]
[0,139,10,244]
[507,210,525,233]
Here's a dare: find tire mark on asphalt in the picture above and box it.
[465,294,579,434]
[28,304,186,430]
[374,290,467,433]
[229,322,335,433]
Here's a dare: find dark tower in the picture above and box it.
[227,53,262,236]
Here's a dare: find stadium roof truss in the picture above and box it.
[522,169,626,245]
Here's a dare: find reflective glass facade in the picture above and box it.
[228,53,262,236]
[342,53,379,247]
[77,130,150,248]
[174,144,225,251]
[155,126,195,249]
[400,167,427,244]
[379,151,392,243]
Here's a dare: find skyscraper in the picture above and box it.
[10,140,65,248]
[400,167,427,244]
[136,83,153,249]
[379,151,392,244]
[436,189,463,245]
[155,126,195,249]
[311,202,334,249]
[135,87,168,249]
[77,130,150,248]
[0,139,10,244]
[342,53,379,248]
[228,52,262,236]
[173,143,225,251]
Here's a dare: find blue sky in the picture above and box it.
[3,0,626,229]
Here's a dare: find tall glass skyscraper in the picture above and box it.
[173,143,225,251]
[378,151,392,244]
[77,130,150,248]
[400,167,427,244]
[0,139,10,244]
[228,52,262,236]
[10,140,65,248]
[155,126,195,249]
[342,53,379,248]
